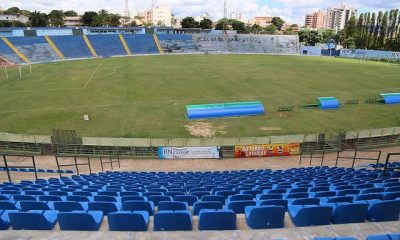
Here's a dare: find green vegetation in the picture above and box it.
[0,55,399,138]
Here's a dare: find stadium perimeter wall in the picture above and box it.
[0,127,398,147]
[340,49,400,61]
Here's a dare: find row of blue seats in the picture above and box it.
[314,234,400,240]
[0,206,278,231]
[1,198,399,231]
[1,197,399,223]
[1,190,399,207]
[0,168,73,174]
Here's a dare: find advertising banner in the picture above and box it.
[158,147,220,159]
[234,143,300,158]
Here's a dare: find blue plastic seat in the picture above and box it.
[148,195,172,206]
[228,194,253,201]
[365,199,400,222]
[0,201,18,210]
[257,193,283,200]
[258,199,288,211]
[225,200,256,214]
[108,211,149,231]
[215,190,236,199]
[198,209,236,230]
[88,202,120,215]
[320,196,353,203]
[9,210,57,230]
[288,205,333,227]
[366,233,400,240]
[323,202,368,224]
[66,195,91,202]
[285,192,309,199]
[73,191,93,197]
[97,191,119,197]
[154,210,192,231]
[0,196,9,201]
[19,201,50,211]
[355,193,384,201]
[122,201,154,215]
[201,195,225,204]
[174,195,198,206]
[0,210,13,230]
[53,201,87,212]
[245,206,285,229]
[24,190,45,196]
[383,191,400,200]
[191,191,210,198]
[311,191,336,198]
[12,195,36,201]
[158,201,188,211]
[58,211,103,231]
[38,195,63,202]
[290,198,320,206]
[193,201,223,215]
[94,195,117,202]
[121,196,146,202]
[337,189,360,196]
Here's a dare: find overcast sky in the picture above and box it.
[1,0,399,24]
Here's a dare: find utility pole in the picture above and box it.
[124,0,130,18]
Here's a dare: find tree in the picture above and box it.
[264,24,277,34]
[373,11,383,48]
[107,14,120,27]
[342,37,356,48]
[322,29,335,43]
[64,10,78,17]
[29,11,48,27]
[181,17,199,28]
[48,10,64,27]
[378,11,388,49]
[271,17,285,30]
[82,11,98,26]
[130,20,137,27]
[20,10,31,16]
[298,30,323,46]
[199,19,212,29]
[4,7,21,15]
[215,19,245,33]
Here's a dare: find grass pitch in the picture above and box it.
[0,55,399,138]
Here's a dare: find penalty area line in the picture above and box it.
[83,63,102,89]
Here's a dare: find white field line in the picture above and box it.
[83,64,102,89]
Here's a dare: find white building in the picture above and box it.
[63,16,82,26]
[0,14,29,24]
[144,6,172,27]
[325,3,357,31]
[231,11,245,23]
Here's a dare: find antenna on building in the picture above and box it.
[124,0,130,18]
[224,0,228,19]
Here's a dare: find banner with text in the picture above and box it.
[158,147,220,159]
[234,143,300,158]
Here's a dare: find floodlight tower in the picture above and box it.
[223,0,228,19]
[124,0,130,18]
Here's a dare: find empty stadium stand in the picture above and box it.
[7,37,59,63]
[0,166,399,231]
[122,34,159,55]
[0,38,22,63]
[87,35,126,57]
[157,34,197,53]
[50,35,93,59]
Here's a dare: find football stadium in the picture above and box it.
[0,3,400,240]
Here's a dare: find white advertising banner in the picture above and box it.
[158,147,220,159]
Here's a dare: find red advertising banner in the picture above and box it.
[234,143,300,158]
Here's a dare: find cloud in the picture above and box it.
[1,0,399,25]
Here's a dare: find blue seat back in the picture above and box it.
[108,211,149,231]
[245,206,285,229]
[198,209,237,230]
[367,200,400,222]
[9,210,57,230]
[154,210,192,231]
[122,201,154,215]
[330,202,368,224]
[158,201,188,211]
[58,211,103,231]
[193,201,223,215]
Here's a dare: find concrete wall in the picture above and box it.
[340,49,400,60]
[192,34,300,55]
[1,127,399,147]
